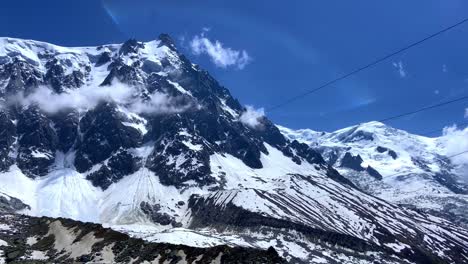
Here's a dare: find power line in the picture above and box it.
[377,95,468,123]
[449,150,468,158]
[420,121,468,136]
[267,17,468,112]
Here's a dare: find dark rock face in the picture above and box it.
[140,202,181,227]
[340,152,365,171]
[412,157,431,172]
[44,57,90,93]
[336,127,374,143]
[95,51,111,67]
[119,38,144,55]
[50,111,79,152]
[326,165,357,187]
[376,146,397,159]
[87,150,141,190]
[75,103,142,173]
[16,107,57,177]
[366,165,382,180]
[376,146,387,153]
[433,172,468,195]
[0,194,30,213]
[101,59,144,86]
[146,128,213,187]
[339,153,382,180]
[0,58,42,96]
[0,213,286,264]
[288,140,326,165]
[0,111,16,171]
[388,150,398,159]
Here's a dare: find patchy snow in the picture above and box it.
[385,242,409,252]
[0,193,10,202]
[138,228,231,248]
[98,243,115,263]
[30,250,48,260]
[122,121,148,135]
[311,256,328,263]
[167,80,192,96]
[117,106,148,135]
[0,239,7,247]
[182,140,203,151]
[26,236,38,246]
[219,98,238,118]
[30,149,53,159]
[48,220,103,259]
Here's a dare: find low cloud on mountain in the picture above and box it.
[5,82,194,115]
[130,92,195,114]
[239,105,265,129]
[442,124,468,182]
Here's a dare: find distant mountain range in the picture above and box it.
[0,36,467,263]
[278,121,468,227]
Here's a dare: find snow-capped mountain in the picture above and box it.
[279,122,468,227]
[0,36,467,263]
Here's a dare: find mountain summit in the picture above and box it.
[0,36,467,263]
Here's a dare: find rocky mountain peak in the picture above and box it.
[157,33,178,51]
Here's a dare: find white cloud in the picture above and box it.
[239,106,265,129]
[392,61,406,78]
[441,125,468,182]
[190,32,251,69]
[6,81,193,115]
[129,92,194,114]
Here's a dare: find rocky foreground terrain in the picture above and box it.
[0,214,284,263]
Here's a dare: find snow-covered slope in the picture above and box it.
[279,122,468,227]
[0,36,467,263]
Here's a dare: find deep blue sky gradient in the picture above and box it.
[1,0,468,133]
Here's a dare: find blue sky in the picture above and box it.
[1,0,468,133]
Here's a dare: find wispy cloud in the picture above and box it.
[465,108,468,118]
[442,64,448,73]
[239,105,265,129]
[392,61,406,78]
[190,31,251,69]
[6,81,194,115]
